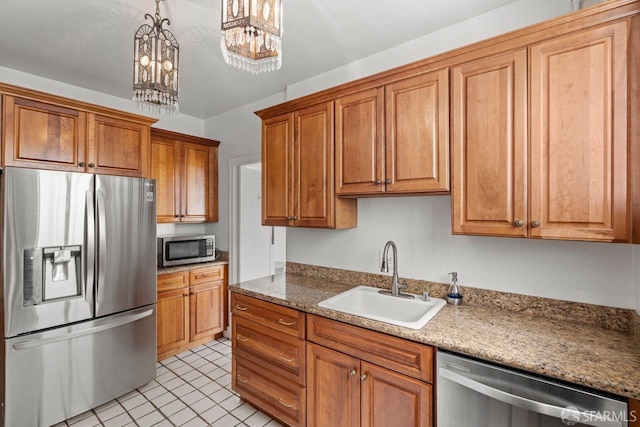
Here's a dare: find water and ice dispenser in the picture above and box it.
[23,245,82,306]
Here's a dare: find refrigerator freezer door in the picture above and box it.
[5,306,156,427]
[3,168,95,337]
[95,175,156,317]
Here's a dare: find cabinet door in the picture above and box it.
[151,139,181,223]
[386,68,449,194]
[182,142,218,222]
[87,114,150,177]
[335,88,385,195]
[262,113,294,226]
[294,102,335,228]
[157,288,190,359]
[530,22,629,241]
[307,343,360,427]
[452,50,528,237]
[189,280,224,342]
[2,96,87,171]
[361,362,432,427]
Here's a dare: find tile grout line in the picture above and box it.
[57,337,276,427]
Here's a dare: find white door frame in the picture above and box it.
[228,153,261,286]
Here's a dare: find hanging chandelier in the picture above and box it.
[133,0,179,114]
[220,0,283,74]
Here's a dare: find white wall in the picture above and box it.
[288,197,634,308]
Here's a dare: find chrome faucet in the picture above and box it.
[379,241,413,299]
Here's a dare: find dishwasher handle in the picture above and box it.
[438,367,624,427]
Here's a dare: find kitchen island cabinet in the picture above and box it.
[151,128,219,223]
[1,84,155,177]
[157,263,227,361]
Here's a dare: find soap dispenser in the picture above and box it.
[446,272,463,306]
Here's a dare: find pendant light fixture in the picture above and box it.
[133,0,179,114]
[220,0,283,73]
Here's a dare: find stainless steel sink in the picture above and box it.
[317,286,446,329]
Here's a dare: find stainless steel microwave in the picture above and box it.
[158,235,216,267]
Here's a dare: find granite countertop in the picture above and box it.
[229,272,640,400]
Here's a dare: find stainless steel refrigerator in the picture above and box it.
[1,167,157,426]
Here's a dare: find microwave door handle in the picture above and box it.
[85,189,95,306]
[96,190,107,304]
[438,367,623,427]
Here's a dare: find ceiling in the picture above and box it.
[0,0,521,119]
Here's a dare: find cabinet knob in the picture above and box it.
[88,163,95,168]
[360,373,368,381]
[531,220,541,227]
[174,215,179,218]
[375,179,382,185]
[79,162,86,167]
[287,216,293,220]
[514,219,524,227]
[385,179,391,184]
[292,216,298,221]
[349,368,357,377]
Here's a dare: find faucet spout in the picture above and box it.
[381,240,400,296]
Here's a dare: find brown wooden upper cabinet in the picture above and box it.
[1,89,155,177]
[151,128,219,223]
[452,20,631,242]
[261,102,357,228]
[335,68,450,196]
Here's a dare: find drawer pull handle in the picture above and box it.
[237,375,250,383]
[235,305,248,311]
[196,272,217,279]
[236,335,249,342]
[278,398,294,408]
[183,293,189,297]
[278,319,295,326]
[349,368,357,376]
[278,353,294,363]
[360,373,368,381]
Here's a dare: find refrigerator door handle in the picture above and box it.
[85,189,95,305]
[96,189,107,302]
[11,308,154,350]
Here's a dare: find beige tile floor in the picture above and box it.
[51,337,282,427]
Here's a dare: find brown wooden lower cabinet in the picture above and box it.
[157,265,227,361]
[230,292,433,427]
[630,398,639,427]
[306,316,433,427]
[307,342,432,426]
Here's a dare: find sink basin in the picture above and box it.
[317,286,446,329]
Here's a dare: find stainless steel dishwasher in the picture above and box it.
[437,351,629,427]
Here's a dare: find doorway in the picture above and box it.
[228,155,285,286]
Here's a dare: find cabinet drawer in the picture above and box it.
[307,314,433,382]
[157,271,189,292]
[234,354,306,427]
[190,265,224,286]
[231,293,305,339]
[233,317,305,385]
